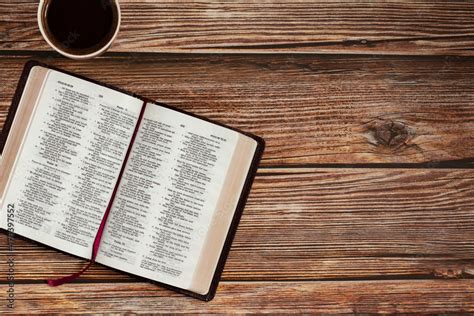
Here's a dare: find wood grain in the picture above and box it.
[0,1,473,55]
[2,168,473,281]
[2,280,474,314]
[0,1,473,313]
[1,55,473,165]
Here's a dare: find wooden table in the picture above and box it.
[1,1,473,314]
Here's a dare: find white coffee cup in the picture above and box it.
[37,0,121,60]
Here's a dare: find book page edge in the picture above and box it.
[0,66,50,222]
[188,133,258,295]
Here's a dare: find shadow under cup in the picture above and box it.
[38,0,121,59]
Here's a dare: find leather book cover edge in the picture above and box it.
[0,60,38,154]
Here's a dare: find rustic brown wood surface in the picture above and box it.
[0,1,473,314]
[1,1,474,55]
[1,168,474,282]
[6,281,474,314]
[1,55,473,165]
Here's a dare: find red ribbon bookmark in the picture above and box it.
[47,102,146,286]
[46,204,111,286]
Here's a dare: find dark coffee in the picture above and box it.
[42,0,119,55]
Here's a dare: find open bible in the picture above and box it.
[0,61,264,301]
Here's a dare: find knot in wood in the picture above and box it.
[371,120,410,149]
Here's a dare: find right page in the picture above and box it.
[96,102,257,294]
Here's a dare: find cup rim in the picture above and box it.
[37,0,121,60]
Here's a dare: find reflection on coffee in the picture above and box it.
[42,0,119,55]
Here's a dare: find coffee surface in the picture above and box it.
[45,0,116,52]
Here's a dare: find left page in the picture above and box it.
[0,66,144,259]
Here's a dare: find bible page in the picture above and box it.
[0,67,144,259]
[96,103,241,291]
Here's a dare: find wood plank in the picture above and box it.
[0,1,473,55]
[1,55,473,165]
[2,168,473,281]
[2,280,474,313]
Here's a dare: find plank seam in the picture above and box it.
[2,274,473,285]
[1,50,474,59]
